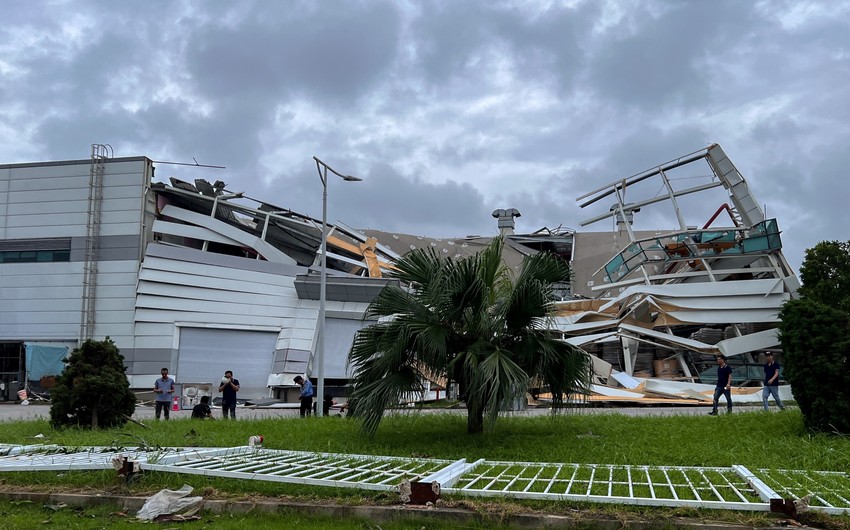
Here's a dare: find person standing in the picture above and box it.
[153,367,175,420]
[322,393,335,416]
[709,355,733,415]
[762,352,785,411]
[218,370,240,419]
[293,375,313,418]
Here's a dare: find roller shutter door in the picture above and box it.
[177,328,276,399]
[323,318,368,378]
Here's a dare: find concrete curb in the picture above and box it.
[0,490,784,529]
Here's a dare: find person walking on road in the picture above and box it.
[762,352,785,411]
[218,370,240,419]
[293,375,313,418]
[153,367,175,420]
[709,355,733,415]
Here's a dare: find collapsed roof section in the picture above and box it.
[557,144,800,385]
[151,179,401,301]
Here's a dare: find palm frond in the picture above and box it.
[348,365,422,436]
[387,247,445,287]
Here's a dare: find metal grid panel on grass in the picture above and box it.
[0,445,187,471]
[758,469,850,515]
[446,461,766,511]
[142,447,456,492]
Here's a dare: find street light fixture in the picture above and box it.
[313,156,361,417]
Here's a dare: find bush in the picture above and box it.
[778,241,850,434]
[49,338,136,428]
[779,299,850,432]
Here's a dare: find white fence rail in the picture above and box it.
[1,444,848,515]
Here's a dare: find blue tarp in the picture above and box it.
[25,344,69,380]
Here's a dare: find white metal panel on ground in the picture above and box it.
[589,384,645,398]
[2,444,848,515]
[176,327,278,399]
[758,469,850,515]
[0,445,185,471]
[447,461,766,510]
[145,447,453,491]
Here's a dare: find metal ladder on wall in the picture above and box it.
[79,144,112,342]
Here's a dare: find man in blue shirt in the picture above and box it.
[153,367,175,420]
[762,352,785,411]
[293,375,313,418]
[218,370,240,419]
[709,355,733,415]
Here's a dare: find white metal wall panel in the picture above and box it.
[135,309,285,328]
[177,327,277,399]
[138,268,296,297]
[0,262,83,339]
[137,282,290,307]
[3,161,146,240]
[0,158,148,346]
[136,295,297,319]
[142,255,299,292]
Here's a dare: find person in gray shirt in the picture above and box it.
[153,367,175,420]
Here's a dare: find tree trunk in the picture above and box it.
[91,406,99,428]
[466,401,484,434]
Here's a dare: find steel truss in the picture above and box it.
[1,444,848,515]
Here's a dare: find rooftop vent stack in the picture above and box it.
[610,203,640,229]
[492,208,521,236]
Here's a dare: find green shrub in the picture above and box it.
[49,337,136,428]
[779,241,850,434]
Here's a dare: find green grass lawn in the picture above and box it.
[2,408,847,470]
[0,499,527,530]
[1,409,849,528]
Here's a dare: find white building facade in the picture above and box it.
[1,153,386,400]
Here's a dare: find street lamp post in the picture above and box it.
[313,156,361,417]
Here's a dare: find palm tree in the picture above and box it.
[347,237,591,435]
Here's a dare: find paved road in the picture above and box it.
[0,402,777,422]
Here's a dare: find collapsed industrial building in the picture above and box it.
[0,144,797,407]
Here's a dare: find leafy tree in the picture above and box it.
[797,240,850,313]
[779,240,850,433]
[50,337,136,428]
[347,237,591,435]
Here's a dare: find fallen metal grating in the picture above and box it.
[443,461,767,511]
[757,469,850,515]
[142,447,457,492]
[2,444,849,515]
[0,444,214,471]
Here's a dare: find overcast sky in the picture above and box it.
[2,0,849,274]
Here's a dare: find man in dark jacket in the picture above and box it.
[218,370,240,419]
[762,352,785,410]
[709,355,733,415]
